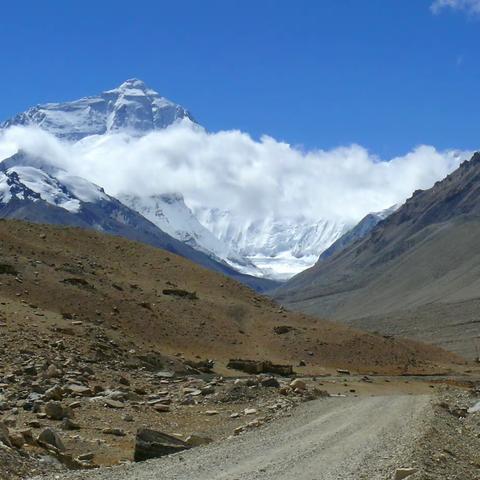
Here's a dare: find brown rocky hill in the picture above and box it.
[275,152,480,359]
[0,219,462,375]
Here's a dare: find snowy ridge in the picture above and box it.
[1,79,195,141]
[195,208,349,280]
[0,158,108,213]
[119,193,261,275]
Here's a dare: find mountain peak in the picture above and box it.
[111,78,150,94]
[1,80,196,141]
[120,78,147,88]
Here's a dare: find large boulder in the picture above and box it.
[38,428,65,451]
[134,428,190,462]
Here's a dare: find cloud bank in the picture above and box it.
[0,123,468,225]
[431,0,480,14]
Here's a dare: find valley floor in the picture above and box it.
[35,383,480,480]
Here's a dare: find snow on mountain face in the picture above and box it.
[0,79,361,281]
[1,79,195,141]
[195,208,349,280]
[119,193,261,275]
[0,160,108,213]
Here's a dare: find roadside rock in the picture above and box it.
[394,468,417,480]
[134,428,190,462]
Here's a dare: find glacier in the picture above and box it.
[195,208,349,280]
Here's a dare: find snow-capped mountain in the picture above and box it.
[319,203,401,261]
[1,78,383,282]
[0,151,277,292]
[119,193,261,275]
[1,79,195,140]
[195,209,349,280]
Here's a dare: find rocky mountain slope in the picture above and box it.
[319,204,400,261]
[0,152,277,292]
[1,79,194,140]
[0,219,459,374]
[275,152,480,358]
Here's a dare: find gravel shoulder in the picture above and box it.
[40,394,431,480]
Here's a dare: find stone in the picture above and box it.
[45,401,72,420]
[227,359,293,376]
[185,434,213,447]
[205,410,219,415]
[45,364,62,379]
[44,385,64,401]
[8,431,25,448]
[154,404,170,413]
[244,408,257,415]
[27,420,41,428]
[183,388,202,396]
[61,418,80,430]
[77,452,95,461]
[201,386,215,395]
[18,428,34,444]
[0,423,12,447]
[102,428,126,436]
[134,428,190,462]
[122,414,134,422]
[104,399,124,409]
[289,379,306,390]
[38,427,65,451]
[394,468,417,480]
[65,384,92,397]
[261,377,280,388]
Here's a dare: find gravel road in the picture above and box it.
[38,395,430,480]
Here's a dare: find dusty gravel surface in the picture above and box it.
[38,394,430,480]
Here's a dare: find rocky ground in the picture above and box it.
[28,380,480,480]
[0,322,330,479]
[411,384,480,479]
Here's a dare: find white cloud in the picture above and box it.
[431,0,480,14]
[0,123,469,225]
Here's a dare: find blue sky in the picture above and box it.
[0,0,478,157]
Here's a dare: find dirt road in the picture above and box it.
[43,394,430,480]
